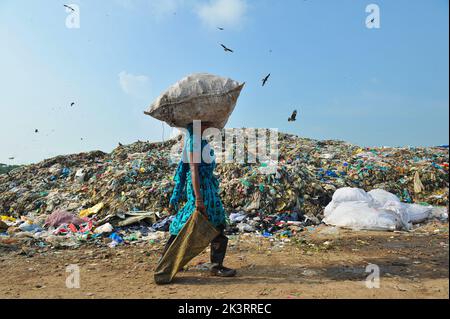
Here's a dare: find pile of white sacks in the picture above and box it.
[323,187,448,231]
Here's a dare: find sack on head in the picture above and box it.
[144,73,244,129]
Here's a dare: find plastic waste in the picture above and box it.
[44,209,85,228]
[79,203,104,218]
[94,223,114,234]
[229,212,247,224]
[18,222,42,233]
[237,222,255,232]
[75,168,86,183]
[151,216,174,232]
[109,232,123,243]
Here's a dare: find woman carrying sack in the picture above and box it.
[162,122,236,277]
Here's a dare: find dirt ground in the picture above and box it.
[0,222,448,299]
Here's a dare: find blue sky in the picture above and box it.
[0,0,448,164]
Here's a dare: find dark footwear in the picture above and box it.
[210,265,237,277]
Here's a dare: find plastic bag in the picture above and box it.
[154,210,219,285]
[79,202,104,218]
[144,73,244,129]
[44,209,85,228]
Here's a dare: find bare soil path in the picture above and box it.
[0,223,448,299]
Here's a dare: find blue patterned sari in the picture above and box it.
[168,126,227,235]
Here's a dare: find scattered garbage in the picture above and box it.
[94,222,113,234]
[108,232,124,248]
[0,130,447,248]
[79,202,104,218]
[117,211,157,227]
[18,221,42,233]
[44,209,85,227]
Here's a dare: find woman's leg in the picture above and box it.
[210,225,237,277]
[210,226,228,266]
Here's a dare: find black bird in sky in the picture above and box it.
[370,18,375,23]
[217,27,224,30]
[34,129,39,133]
[288,110,298,122]
[70,102,75,107]
[64,4,75,12]
[8,157,14,160]
[220,44,233,53]
[262,73,271,86]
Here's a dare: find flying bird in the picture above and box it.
[262,73,271,86]
[70,102,75,107]
[220,44,233,53]
[217,27,224,31]
[8,157,14,160]
[35,129,39,133]
[288,110,298,122]
[64,4,75,12]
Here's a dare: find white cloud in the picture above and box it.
[115,0,248,27]
[195,0,248,29]
[119,71,151,99]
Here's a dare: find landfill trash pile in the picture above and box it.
[0,130,448,248]
[0,164,21,175]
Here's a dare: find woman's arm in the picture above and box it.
[189,152,206,216]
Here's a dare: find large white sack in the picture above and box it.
[331,187,374,204]
[323,201,400,231]
[323,201,338,218]
[382,200,412,230]
[403,203,433,223]
[368,189,401,207]
[430,207,449,221]
[324,187,373,218]
[381,200,432,226]
[144,73,244,129]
